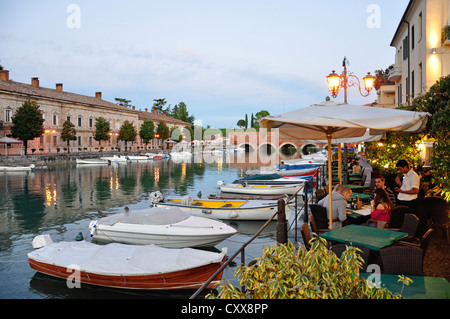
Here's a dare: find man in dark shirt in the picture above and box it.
[369,175,397,206]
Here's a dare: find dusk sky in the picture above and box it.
[1,0,409,128]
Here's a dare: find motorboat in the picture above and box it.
[150,192,291,221]
[88,206,237,248]
[100,155,129,162]
[231,174,309,185]
[246,165,318,177]
[0,164,35,171]
[217,181,304,196]
[76,158,110,165]
[145,152,170,160]
[170,151,192,157]
[28,235,226,290]
[126,155,151,161]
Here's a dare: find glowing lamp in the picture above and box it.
[363,72,376,92]
[327,70,341,98]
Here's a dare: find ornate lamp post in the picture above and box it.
[326,57,376,184]
[326,56,376,103]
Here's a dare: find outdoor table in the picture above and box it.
[350,193,371,201]
[343,184,368,193]
[346,205,371,224]
[319,224,408,251]
[359,273,450,299]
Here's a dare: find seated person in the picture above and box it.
[369,175,396,206]
[318,186,352,229]
[370,188,394,228]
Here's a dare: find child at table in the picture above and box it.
[370,188,393,228]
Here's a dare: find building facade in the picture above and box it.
[0,70,189,156]
[388,0,450,106]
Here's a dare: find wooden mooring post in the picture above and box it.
[276,198,288,244]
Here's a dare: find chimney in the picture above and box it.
[153,108,158,114]
[56,83,63,92]
[145,108,148,112]
[31,77,39,88]
[95,92,102,100]
[0,70,9,82]
[132,106,135,110]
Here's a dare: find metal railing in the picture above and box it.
[189,165,324,299]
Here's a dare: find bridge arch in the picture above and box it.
[279,142,298,155]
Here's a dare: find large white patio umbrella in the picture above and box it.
[0,137,22,157]
[261,100,430,229]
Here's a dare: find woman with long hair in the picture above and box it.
[370,188,394,228]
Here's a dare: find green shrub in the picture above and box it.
[207,238,402,299]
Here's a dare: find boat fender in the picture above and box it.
[89,220,98,237]
[32,235,53,249]
[150,191,164,203]
[229,210,239,218]
[201,209,212,214]
[30,164,36,170]
[217,180,225,188]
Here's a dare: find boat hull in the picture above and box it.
[153,199,291,221]
[220,183,303,195]
[28,255,224,290]
[91,226,235,248]
[89,208,237,248]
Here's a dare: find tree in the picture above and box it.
[11,99,45,155]
[236,119,246,128]
[60,120,77,153]
[409,75,450,201]
[119,120,137,148]
[115,98,133,108]
[252,110,270,129]
[172,102,195,125]
[139,120,155,149]
[94,117,110,148]
[151,98,168,115]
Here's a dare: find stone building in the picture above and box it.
[0,69,189,156]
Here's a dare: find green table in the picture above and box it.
[319,225,408,251]
[350,193,370,201]
[343,184,369,193]
[360,273,450,299]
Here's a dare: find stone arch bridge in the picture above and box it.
[228,131,327,155]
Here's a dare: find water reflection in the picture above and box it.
[0,151,301,298]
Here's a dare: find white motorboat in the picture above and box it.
[170,151,192,157]
[100,155,129,162]
[28,235,227,290]
[150,192,291,221]
[76,159,110,165]
[126,155,151,161]
[89,206,237,248]
[0,164,35,171]
[218,181,304,196]
[246,166,318,177]
[230,174,309,185]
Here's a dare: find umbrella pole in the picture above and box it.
[327,134,333,230]
[338,143,342,184]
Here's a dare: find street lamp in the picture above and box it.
[45,129,56,154]
[326,56,376,103]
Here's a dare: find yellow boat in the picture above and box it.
[151,194,291,221]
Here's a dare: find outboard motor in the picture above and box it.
[32,235,53,249]
[217,180,225,188]
[150,191,164,203]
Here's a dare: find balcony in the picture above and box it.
[387,64,402,82]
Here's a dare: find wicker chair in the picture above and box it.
[301,223,312,250]
[379,245,424,276]
[309,204,329,234]
[384,213,420,240]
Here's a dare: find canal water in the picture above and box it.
[0,152,304,299]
